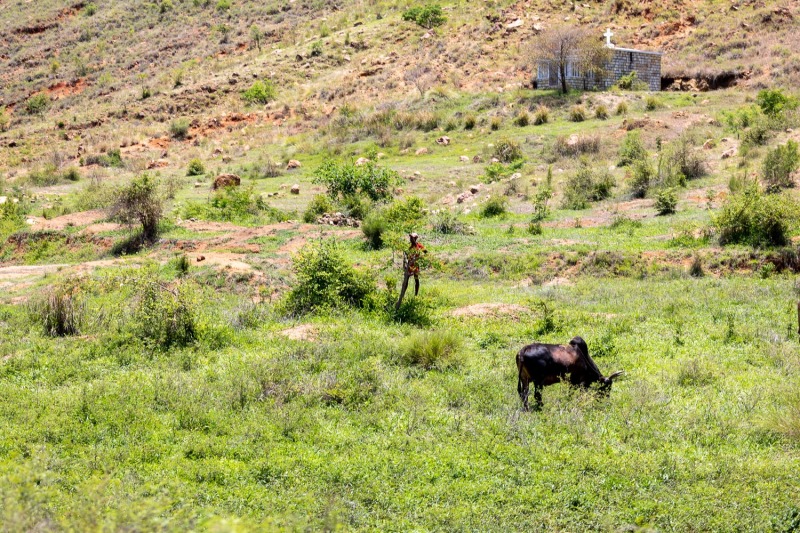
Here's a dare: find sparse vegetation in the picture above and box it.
[401,5,446,29]
[25,94,50,115]
[533,105,550,125]
[110,174,163,242]
[562,162,615,209]
[186,158,205,176]
[480,196,508,218]
[714,184,798,247]
[655,187,678,215]
[242,79,276,104]
[763,140,799,192]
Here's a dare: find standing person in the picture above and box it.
[396,232,427,310]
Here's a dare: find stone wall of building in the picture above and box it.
[536,48,662,92]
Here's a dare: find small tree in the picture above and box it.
[756,89,798,119]
[250,24,263,51]
[530,26,611,94]
[111,174,163,241]
[763,140,800,192]
[404,66,435,98]
[402,5,446,29]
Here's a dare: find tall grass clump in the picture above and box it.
[431,210,473,235]
[283,240,376,315]
[763,140,799,192]
[568,105,587,122]
[398,330,461,370]
[242,79,276,104]
[714,184,798,247]
[562,162,615,209]
[492,138,523,163]
[513,110,530,127]
[169,119,190,139]
[618,131,647,166]
[480,196,508,218]
[303,194,334,223]
[28,283,85,337]
[595,105,609,119]
[131,279,198,349]
[186,158,205,176]
[533,105,549,125]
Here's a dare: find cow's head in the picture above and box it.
[599,370,625,393]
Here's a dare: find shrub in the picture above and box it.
[171,254,190,276]
[401,5,446,29]
[714,184,798,247]
[533,105,550,125]
[513,111,530,127]
[689,256,704,277]
[303,194,334,223]
[185,186,286,224]
[616,71,646,90]
[0,106,9,131]
[568,105,587,122]
[398,330,461,370]
[242,79,276,105]
[742,117,771,147]
[561,163,615,209]
[527,220,543,235]
[553,134,600,157]
[666,136,707,180]
[283,240,376,315]
[756,89,798,119]
[313,160,402,203]
[480,196,508,218]
[169,119,190,139]
[26,165,61,186]
[186,158,205,176]
[628,159,655,199]
[763,140,799,192]
[464,114,476,130]
[490,117,502,131]
[655,187,678,215]
[110,174,163,241]
[431,210,473,234]
[310,40,323,57]
[492,138,523,163]
[595,105,609,120]
[131,280,197,348]
[28,282,84,337]
[216,0,231,10]
[63,167,80,182]
[25,94,50,115]
[383,196,427,231]
[618,131,647,166]
[362,211,388,249]
[483,160,523,183]
[414,111,440,132]
[645,95,661,111]
[241,159,282,180]
[615,101,629,115]
[531,185,552,222]
[84,2,97,15]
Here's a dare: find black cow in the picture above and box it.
[516,336,623,410]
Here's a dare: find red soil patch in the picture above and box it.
[46,78,87,99]
[30,209,106,231]
[148,137,171,150]
[279,324,318,341]
[190,113,261,138]
[451,303,528,318]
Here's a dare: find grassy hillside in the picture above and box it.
[1,0,800,530]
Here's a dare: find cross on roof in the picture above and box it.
[604,28,614,47]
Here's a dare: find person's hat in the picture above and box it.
[409,232,419,239]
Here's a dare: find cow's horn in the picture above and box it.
[607,370,624,380]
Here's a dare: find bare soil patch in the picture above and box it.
[452,303,528,318]
[279,324,318,341]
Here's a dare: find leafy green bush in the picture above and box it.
[480,196,508,218]
[110,174,163,241]
[645,95,661,111]
[741,116,771,147]
[186,158,205,176]
[568,105,587,122]
[666,136,706,180]
[28,282,84,337]
[483,159,523,183]
[618,131,648,166]
[283,240,376,315]
[615,101,629,115]
[756,89,798,118]
[533,105,549,125]
[184,186,286,224]
[513,111,530,127]
[714,184,798,247]
[131,279,197,348]
[398,330,461,370]
[401,5,446,29]
[615,71,647,90]
[431,210,473,234]
[242,79,276,104]
[763,140,799,192]
[463,114,476,130]
[303,194,334,223]
[492,138,523,163]
[655,188,678,215]
[383,196,427,230]
[216,0,231,11]
[362,211,388,249]
[720,105,759,132]
[25,94,50,115]
[169,119,190,139]
[561,163,615,209]
[628,159,655,199]
[313,160,401,203]
[595,105,609,120]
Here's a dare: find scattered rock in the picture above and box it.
[317,212,360,227]
[456,192,472,204]
[222,156,232,163]
[193,182,203,188]
[460,155,470,162]
[473,155,483,164]
[506,19,523,29]
[490,157,500,163]
[469,185,480,194]
[196,255,206,262]
[436,136,451,146]
[146,159,169,169]
[355,157,370,166]
[415,147,429,156]
[290,184,300,194]
[286,159,302,169]
[703,139,716,150]
[0,197,6,204]
[212,173,241,190]
[721,148,736,159]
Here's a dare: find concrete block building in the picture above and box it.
[536,29,662,92]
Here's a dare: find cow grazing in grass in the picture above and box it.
[516,336,623,410]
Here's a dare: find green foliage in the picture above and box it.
[111,174,163,241]
[756,89,798,118]
[186,158,205,176]
[463,113,476,130]
[398,330,461,370]
[561,162,615,209]
[242,79,276,105]
[720,105,759,132]
[25,94,50,115]
[628,158,655,199]
[595,105,609,120]
[615,71,647,90]
[492,138,523,163]
[664,135,706,181]
[169,118,191,139]
[655,187,678,215]
[362,210,388,249]
[283,240,376,315]
[171,254,190,276]
[741,116,772,148]
[303,194,334,223]
[431,210,473,235]
[401,4,446,29]
[645,95,661,111]
[490,116,502,131]
[763,140,799,192]
[533,105,549,125]
[363,197,427,250]
[216,0,231,10]
[618,131,648,166]
[714,184,798,247]
[568,104,587,122]
[531,185,552,221]
[83,2,97,15]
[513,110,530,127]
[131,280,197,349]
[480,196,508,218]
[310,40,323,57]
[483,159,523,183]
[84,148,124,168]
[184,186,286,224]
[313,159,401,203]
[615,101,629,115]
[0,106,9,132]
[28,281,84,337]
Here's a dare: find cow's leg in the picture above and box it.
[533,383,543,410]
[519,374,530,411]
